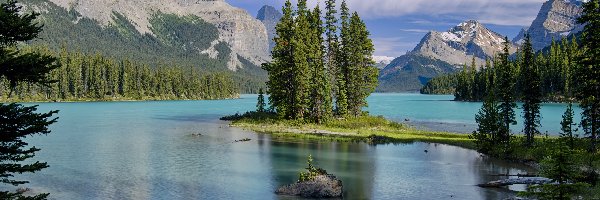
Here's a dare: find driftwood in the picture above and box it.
[488,173,538,177]
[478,177,552,188]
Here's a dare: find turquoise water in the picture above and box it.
[3,93,578,199]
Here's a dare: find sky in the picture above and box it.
[225,0,548,58]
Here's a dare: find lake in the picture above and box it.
[5,93,577,199]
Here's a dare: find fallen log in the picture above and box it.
[478,177,552,188]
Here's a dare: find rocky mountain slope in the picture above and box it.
[257,5,282,52]
[513,0,583,50]
[34,0,270,71]
[378,20,515,92]
[413,20,516,67]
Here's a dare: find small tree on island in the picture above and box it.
[520,143,589,199]
[0,0,60,199]
[256,88,266,112]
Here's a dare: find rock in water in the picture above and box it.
[276,174,343,198]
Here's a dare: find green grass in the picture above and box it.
[224,112,475,149]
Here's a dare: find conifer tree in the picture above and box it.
[263,0,295,119]
[520,34,542,147]
[521,143,589,199]
[575,0,600,153]
[471,89,502,154]
[561,103,577,149]
[336,0,350,116]
[257,88,266,112]
[307,5,332,123]
[325,0,340,114]
[0,1,59,199]
[345,12,378,116]
[496,37,516,148]
[290,0,311,120]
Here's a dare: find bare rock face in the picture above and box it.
[513,0,583,50]
[257,5,282,53]
[412,20,516,67]
[47,0,269,70]
[276,174,343,198]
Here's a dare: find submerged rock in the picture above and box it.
[276,174,343,198]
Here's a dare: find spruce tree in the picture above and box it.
[307,5,332,123]
[325,0,340,115]
[521,143,589,199]
[263,0,295,119]
[0,1,59,199]
[290,0,311,120]
[561,103,577,149]
[336,0,350,116]
[257,88,266,112]
[496,37,516,149]
[520,34,542,147]
[471,89,502,154]
[575,0,600,153]
[345,12,378,116]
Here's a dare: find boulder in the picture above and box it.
[276,174,343,198]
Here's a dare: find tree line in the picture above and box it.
[471,1,600,198]
[421,36,580,103]
[263,0,378,123]
[1,46,239,101]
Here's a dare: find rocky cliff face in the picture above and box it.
[412,20,516,67]
[46,0,269,70]
[257,5,282,53]
[513,0,583,50]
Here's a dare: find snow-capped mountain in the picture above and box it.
[373,56,395,69]
[412,20,516,67]
[513,0,583,50]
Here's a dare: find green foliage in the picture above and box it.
[0,1,58,199]
[263,0,376,121]
[298,155,327,182]
[19,0,265,94]
[257,88,266,112]
[471,90,503,155]
[0,46,239,101]
[575,0,600,153]
[520,144,590,199]
[419,73,456,95]
[521,34,542,147]
[561,103,578,149]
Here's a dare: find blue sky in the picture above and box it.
[225,0,547,58]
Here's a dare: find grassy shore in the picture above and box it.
[222,112,475,149]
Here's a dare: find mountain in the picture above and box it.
[373,56,395,69]
[378,20,515,92]
[377,54,458,92]
[257,5,282,52]
[412,20,515,67]
[513,0,583,50]
[24,0,270,71]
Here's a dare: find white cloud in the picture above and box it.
[398,29,431,33]
[372,37,417,57]
[284,0,546,26]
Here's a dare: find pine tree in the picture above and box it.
[575,0,600,152]
[0,1,60,199]
[263,0,295,119]
[520,34,542,147]
[335,0,350,116]
[307,5,332,123]
[521,143,589,199]
[561,103,577,149]
[471,89,502,154]
[290,0,311,120]
[345,12,378,116]
[496,37,516,149]
[257,88,266,112]
[325,0,340,115]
